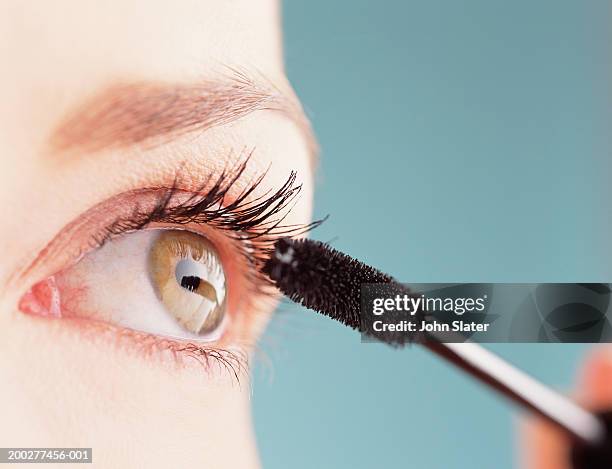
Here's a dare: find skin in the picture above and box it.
[0,1,312,468]
[522,348,612,468]
[0,2,602,468]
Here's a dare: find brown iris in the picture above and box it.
[148,230,227,336]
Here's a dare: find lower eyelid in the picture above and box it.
[115,325,250,380]
[24,312,250,380]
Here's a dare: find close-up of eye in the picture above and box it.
[21,229,230,343]
[3,2,611,469]
[16,162,317,373]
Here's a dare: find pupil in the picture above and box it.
[180,275,201,292]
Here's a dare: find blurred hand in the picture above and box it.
[521,348,612,468]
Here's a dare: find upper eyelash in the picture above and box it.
[95,154,324,291]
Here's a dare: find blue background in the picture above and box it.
[253,2,612,468]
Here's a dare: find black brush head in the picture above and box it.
[263,238,423,345]
[263,238,392,330]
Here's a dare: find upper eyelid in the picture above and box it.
[11,159,321,295]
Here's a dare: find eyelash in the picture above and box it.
[78,319,249,382]
[58,155,322,378]
[93,156,321,293]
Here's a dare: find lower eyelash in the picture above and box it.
[163,343,248,383]
[132,334,249,384]
[59,316,250,382]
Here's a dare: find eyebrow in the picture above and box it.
[50,69,317,157]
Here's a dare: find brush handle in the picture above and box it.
[423,339,604,445]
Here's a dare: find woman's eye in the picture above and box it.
[148,230,227,336]
[21,229,230,342]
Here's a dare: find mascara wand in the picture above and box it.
[263,238,612,469]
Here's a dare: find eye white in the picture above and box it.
[60,229,227,342]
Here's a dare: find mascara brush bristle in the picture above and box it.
[263,238,421,344]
